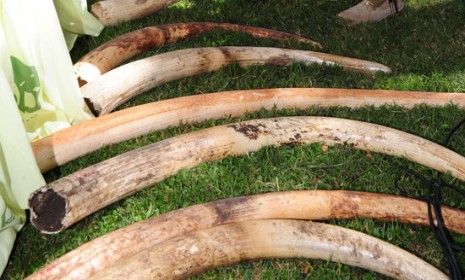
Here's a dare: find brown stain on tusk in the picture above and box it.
[29,117,465,234]
[91,0,180,26]
[227,123,268,140]
[32,88,465,173]
[79,47,391,115]
[26,191,460,280]
[265,54,294,66]
[40,220,448,280]
[75,22,321,85]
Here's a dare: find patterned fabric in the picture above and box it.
[1,0,91,141]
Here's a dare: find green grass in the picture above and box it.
[3,0,465,278]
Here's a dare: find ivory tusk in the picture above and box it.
[33,88,465,173]
[29,117,465,233]
[80,47,392,115]
[26,190,464,279]
[92,0,181,26]
[75,22,322,85]
[90,220,448,279]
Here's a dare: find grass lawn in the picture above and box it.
[3,0,465,278]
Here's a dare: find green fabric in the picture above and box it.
[10,56,41,113]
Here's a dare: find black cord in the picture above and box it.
[443,117,465,146]
[434,117,465,280]
[427,177,463,279]
[392,117,465,280]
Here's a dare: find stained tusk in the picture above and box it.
[26,190,464,279]
[75,22,322,85]
[32,88,465,173]
[80,47,392,115]
[92,0,181,26]
[29,117,465,233]
[90,220,448,279]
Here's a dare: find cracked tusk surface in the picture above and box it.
[33,88,465,172]
[75,22,322,85]
[26,190,464,279]
[88,220,447,280]
[29,116,465,233]
[80,47,392,115]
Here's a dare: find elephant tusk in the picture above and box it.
[75,22,322,85]
[33,88,465,173]
[32,219,448,280]
[29,116,465,233]
[91,220,448,279]
[80,47,392,115]
[26,190,463,279]
[92,0,181,26]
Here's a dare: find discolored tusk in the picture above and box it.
[33,88,465,173]
[29,117,465,233]
[80,47,392,115]
[91,220,448,279]
[92,0,181,26]
[26,190,463,279]
[75,22,322,85]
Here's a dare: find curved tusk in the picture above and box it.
[75,22,322,85]
[91,220,448,280]
[26,190,464,279]
[33,88,465,173]
[29,116,465,233]
[80,47,392,115]
[91,0,181,26]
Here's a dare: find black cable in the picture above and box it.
[434,117,465,279]
[391,116,465,280]
[442,117,465,146]
[426,177,463,279]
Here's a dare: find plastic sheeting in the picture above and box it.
[0,0,102,275]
